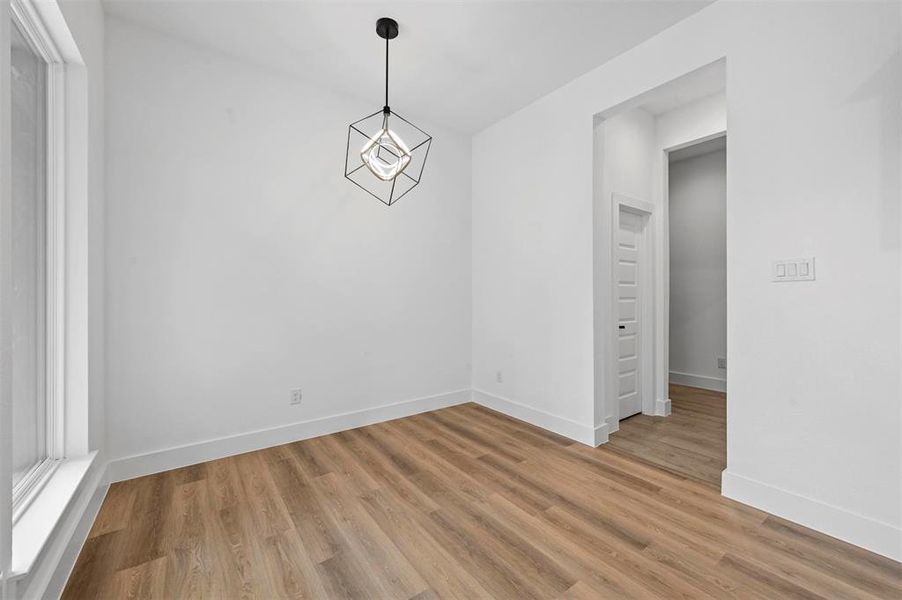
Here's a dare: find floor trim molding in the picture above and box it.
[107,389,471,483]
[722,470,901,561]
[471,389,601,447]
[669,371,726,392]
[654,397,672,416]
[593,422,609,446]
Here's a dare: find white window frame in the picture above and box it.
[3,0,95,591]
[9,0,67,524]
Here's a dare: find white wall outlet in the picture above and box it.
[290,388,303,405]
[496,370,503,384]
[716,357,726,370]
[772,257,815,282]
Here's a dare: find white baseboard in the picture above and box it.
[471,389,603,447]
[654,397,672,416]
[669,370,726,392]
[592,422,609,446]
[722,470,901,562]
[107,389,470,483]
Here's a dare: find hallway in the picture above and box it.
[608,384,726,488]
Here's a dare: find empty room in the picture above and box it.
[1,0,900,599]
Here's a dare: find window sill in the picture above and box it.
[13,458,63,524]
[9,451,98,579]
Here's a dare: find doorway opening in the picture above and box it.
[636,134,727,488]
[592,60,727,489]
[667,136,727,385]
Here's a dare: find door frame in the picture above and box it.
[609,193,656,430]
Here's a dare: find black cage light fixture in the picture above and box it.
[344,17,432,206]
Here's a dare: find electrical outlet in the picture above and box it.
[716,357,726,370]
[290,388,303,405]
[496,370,503,384]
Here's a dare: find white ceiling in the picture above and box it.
[103,0,713,133]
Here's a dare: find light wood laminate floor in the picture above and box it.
[63,402,900,599]
[608,384,726,488]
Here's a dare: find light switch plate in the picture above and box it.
[773,258,815,282]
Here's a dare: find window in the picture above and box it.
[9,2,63,520]
[11,15,47,489]
[2,0,93,588]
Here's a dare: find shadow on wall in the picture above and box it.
[845,50,900,251]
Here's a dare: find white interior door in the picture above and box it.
[617,209,645,419]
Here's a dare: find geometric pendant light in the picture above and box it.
[345,17,432,206]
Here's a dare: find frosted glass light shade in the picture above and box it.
[345,109,432,206]
[360,126,411,181]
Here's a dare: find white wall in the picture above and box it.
[470,103,596,443]
[668,148,726,388]
[104,18,472,465]
[472,1,901,559]
[600,109,656,203]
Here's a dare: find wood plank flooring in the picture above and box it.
[63,402,901,599]
[607,384,726,488]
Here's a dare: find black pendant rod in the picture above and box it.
[376,17,398,115]
[384,35,389,111]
